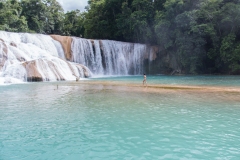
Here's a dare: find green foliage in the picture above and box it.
[84,0,155,43]
[84,0,109,39]
[63,10,85,37]
[130,0,155,43]
[220,34,240,73]
[0,0,28,32]
[44,0,65,34]
[21,0,64,34]
[0,0,240,74]
[153,0,240,74]
[115,1,133,41]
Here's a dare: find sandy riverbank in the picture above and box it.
[68,80,240,93]
[60,80,240,103]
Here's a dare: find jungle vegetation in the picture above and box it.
[0,0,240,74]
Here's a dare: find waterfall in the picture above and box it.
[71,37,149,75]
[0,31,91,84]
[0,31,157,84]
[93,40,104,75]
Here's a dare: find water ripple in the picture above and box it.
[0,82,240,159]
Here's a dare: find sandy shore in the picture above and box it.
[69,80,240,93]
[54,80,240,103]
[77,81,240,103]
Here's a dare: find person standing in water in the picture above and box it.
[143,73,147,86]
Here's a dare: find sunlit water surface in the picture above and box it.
[1,76,240,160]
[92,75,240,86]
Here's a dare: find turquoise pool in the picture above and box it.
[0,76,240,160]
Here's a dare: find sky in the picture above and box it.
[56,0,88,12]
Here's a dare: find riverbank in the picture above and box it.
[68,80,240,92]
[57,80,240,103]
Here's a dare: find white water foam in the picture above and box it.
[1,31,154,84]
[71,38,149,76]
[0,31,91,84]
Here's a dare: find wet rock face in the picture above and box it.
[76,64,91,78]
[10,42,17,47]
[50,35,72,60]
[22,59,65,82]
[0,39,8,70]
[22,59,92,82]
[27,77,43,82]
[23,61,43,82]
[0,31,93,84]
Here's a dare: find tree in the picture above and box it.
[43,0,65,34]
[63,10,85,37]
[84,0,107,39]
[115,1,133,42]
[130,0,155,43]
[21,0,64,34]
[0,0,28,32]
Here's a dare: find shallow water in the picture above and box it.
[1,77,240,160]
[92,75,240,86]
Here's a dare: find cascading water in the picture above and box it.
[0,31,157,84]
[71,37,150,75]
[93,40,104,75]
[0,31,91,84]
